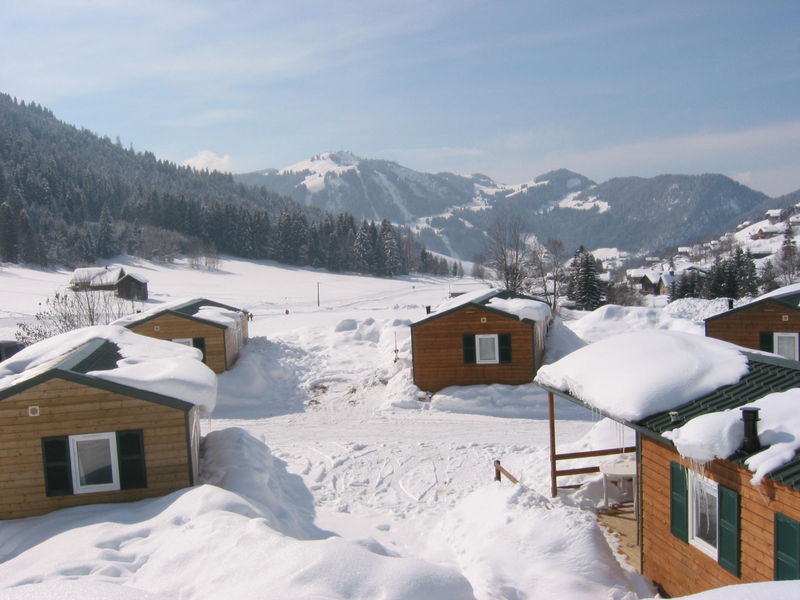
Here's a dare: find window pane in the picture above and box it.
[776,335,797,361]
[692,479,718,549]
[75,438,114,486]
[478,337,496,361]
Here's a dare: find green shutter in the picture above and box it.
[718,484,740,576]
[192,337,206,361]
[760,332,774,352]
[41,436,73,496]
[498,334,512,363]
[463,334,476,364]
[670,461,689,541]
[776,513,800,580]
[117,430,147,489]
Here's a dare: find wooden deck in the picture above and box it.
[597,502,641,573]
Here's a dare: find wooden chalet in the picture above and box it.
[70,266,149,301]
[538,341,800,597]
[706,286,800,361]
[115,298,248,373]
[0,326,216,519]
[410,289,552,393]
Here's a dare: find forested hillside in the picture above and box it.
[0,94,430,276]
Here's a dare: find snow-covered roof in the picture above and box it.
[71,266,125,286]
[70,266,149,286]
[113,297,245,329]
[752,282,800,304]
[413,288,551,325]
[0,325,217,412]
[664,388,800,485]
[534,330,749,422]
[766,208,783,217]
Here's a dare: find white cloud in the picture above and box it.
[181,151,232,173]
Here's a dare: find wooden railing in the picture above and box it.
[548,391,635,497]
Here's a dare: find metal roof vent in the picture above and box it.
[740,407,762,454]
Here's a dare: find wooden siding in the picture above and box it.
[411,306,536,393]
[641,437,800,597]
[0,377,192,519]
[128,314,229,373]
[706,300,800,351]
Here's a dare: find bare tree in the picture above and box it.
[484,216,530,293]
[528,238,568,309]
[16,290,142,346]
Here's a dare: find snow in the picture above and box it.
[2,257,797,598]
[70,266,124,286]
[0,325,217,412]
[663,389,800,484]
[568,304,703,342]
[753,281,800,303]
[279,151,360,194]
[558,192,610,213]
[485,296,552,323]
[535,330,749,422]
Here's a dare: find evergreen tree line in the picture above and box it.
[0,93,436,276]
[670,247,763,301]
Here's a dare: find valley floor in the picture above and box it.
[0,256,742,599]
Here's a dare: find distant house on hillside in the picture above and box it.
[69,266,148,301]
[705,284,800,361]
[0,325,216,519]
[766,209,783,224]
[626,269,670,296]
[114,298,248,373]
[536,332,800,597]
[410,289,552,393]
[749,225,783,240]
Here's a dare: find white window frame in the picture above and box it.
[171,337,193,347]
[475,334,499,364]
[774,332,799,361]
[69,432,120,494]
[688,470,718,559]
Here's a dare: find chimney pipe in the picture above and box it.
[740,407,761,454]
[727,298,734,310]
[425,305,432,314]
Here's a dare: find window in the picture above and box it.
[42,430,146,496]
[774,333,798,361]
[69,433,120,494]
[689,471,718,557]
[776,513,800,580]
[463,334,512,364]
[670,462,739,575]
[476,335,499,364]
[172,337,193,347]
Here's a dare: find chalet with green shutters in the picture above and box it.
[410,289,552,393]
[0,326,216,519]
[705,286,800,361]
[538,343,800,597]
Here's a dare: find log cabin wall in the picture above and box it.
[705,300,800,351]
[128,314,228,373]
[0,377,191,519]
[411,306,535,393]
[641,436,800,596]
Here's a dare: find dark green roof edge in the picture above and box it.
[121,298,244,330]
[704,296,800,323]
[0,339,195,412]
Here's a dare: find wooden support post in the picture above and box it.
[494,460,519,484]
[549,391,557,498]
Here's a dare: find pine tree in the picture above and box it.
[96,204,118,258]
[379,220,403,276]
[567,246,604,310]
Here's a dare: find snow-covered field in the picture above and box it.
[0,256,771,599]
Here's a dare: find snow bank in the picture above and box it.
[535,331,749,422]
[649,581,800,600]
[568,304,702,343]
[428,484,652,600]
[430,383,588,420]
[0,325,217,412]
[663,389,800,484]
[0,580,166,600]
[663,297,743,323]
[0,428,475,600]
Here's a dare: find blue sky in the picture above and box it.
[3,0,799,195]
